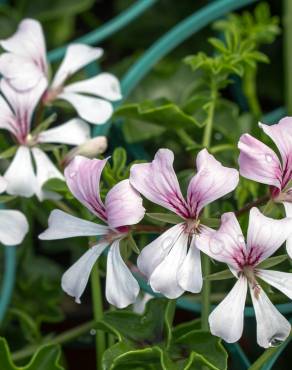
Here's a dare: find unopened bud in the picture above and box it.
[63,136,108,166]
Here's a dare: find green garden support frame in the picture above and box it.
[0,1,290,368]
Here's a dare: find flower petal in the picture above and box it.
[187,149,239,218]
[0,176,7,194]
[0,210,29,246]
[177,236,202,293]
[149,229,189,299]
[38,118,90,145]
[238,133,282,189]
[58,92,113,125]
[31,148,64,201]
[247,207,292,264]
[250,283,291,348]
[64,73,122,101]
[209,276,247,343]
[4,146,37,197]
[130,149,189,218]
[62,242,108,303]
[259,118,292,184]
[39,209,108,240]
[106,239,140,308]
[0,95,18,136]
[105,179,145,228]
[284,202,292,257]
[137,223,185,278]
[196,213,245,271]
[257,269,292,300]
[51,44,103,89]
[64,155,107,221]
[0,19,47,90]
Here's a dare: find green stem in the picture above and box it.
[12,320,96,362]
[284,0,292,115]
[201,83,217,331]
[242,66,262,119]
[177,129,196,147]
[165,299,177,350]
[91,261,106,370]
[210,144,236,154]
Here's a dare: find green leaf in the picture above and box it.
[0,195,17,204]
[200,218,220,228]
[257,254,288,269]
[204,269,233,281]
[115,99,200,133]
[0,146,17,159]
[42,178,68,193]
[122,119,165,143]
[127,234,140,254]
[0,337,64,370]
[112,147,127,179]
[31,113,57,136]
[164,300,176,349]
[174,330,228,370]
[172,319,201,341]
[146,213,184,224]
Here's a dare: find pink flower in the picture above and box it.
[196,208,292,348]
[0,176,28,246]
[39,156,145,308]
[0,19,122,124]
[238,117,292,255]
[129,148,239,299]
[0,79,91,200]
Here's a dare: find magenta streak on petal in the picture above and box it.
[281,154,292,190]
[232,244,263,270]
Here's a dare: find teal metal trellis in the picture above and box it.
[0,1,289,368]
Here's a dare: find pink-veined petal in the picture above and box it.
[0,95,18,136]
[106,239,140,308]
[177,236,202,293]
[130,149,189,218]
[62,242,108,303]
[0,19,47,90]
[1,78,47,141]
[149,230,189,299]
[64,73,122,101]
[247,207,292,265]
[283,202,292,257]
[0,210,29,246]
[4,146,37,197]
[105,179,145,228]
[196,213,245,271]
[238,133,282,189]
[209,276,247,343]
[64,155,107,221]
[259,119,292,188]
[38,118,90,145]
[39,209,108,240]
[187,149,239,218]
[257,269,292,300]
[250,283,291,348]
[31,148,64,201]
[137,223,185,278]
[51,44,103,89]
[57,92,113,125]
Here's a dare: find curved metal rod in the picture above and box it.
[48,0,157,63]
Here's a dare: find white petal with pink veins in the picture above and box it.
[58,92,113,124]
[137,223,185,278]
[250,283,291,348]
[51,44,103,89]
[64,73,122,101]
[106,239,140,308]
[283,202,292,258]
[238,133,282,189]
[257,269,292,300]
[187,149,239,218]
[247,207,292,264]
[177,236,202,293]
[105,179,145,228]
[4,146,37,197]
[64,156,108,220]
[209,276,247,343]
[130,149,189,218]
[39,209,108,240]
[31,148,64,201]
[38,118,90,145]
[61,242,108,303]
[149,230,189,299]
[0,210,29,246]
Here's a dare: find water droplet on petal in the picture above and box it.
[265,154,273,163]
[209,235,225,255]
[69,171,76,178]
[90,329,96,336]
[269,336,284,347]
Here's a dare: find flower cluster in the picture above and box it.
[1,18,292,353]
